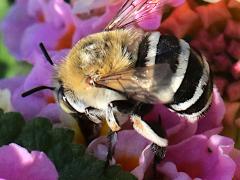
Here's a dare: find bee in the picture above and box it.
[22,0,213,163]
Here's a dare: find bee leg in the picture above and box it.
[104,131,118,169]
[130,114,168,177]
[146,116,167,178]
[151,143,167,178]
[104,100,135,169]
[130,114,168,148]
[105,100,135,131]
[148,116,167,160]
[85,107,105,124]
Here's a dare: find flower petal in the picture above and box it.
[0,89,14,112]
[159,135,236,179]
[0,77,25,94]
[196,88,225,134]
[0,3,34,59]
[0,143,58,180]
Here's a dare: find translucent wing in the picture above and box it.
[105,0,168,31]
[96,63,175,104]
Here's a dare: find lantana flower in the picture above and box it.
[0,143,58,179]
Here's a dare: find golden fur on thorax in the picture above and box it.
[56,29,144,94]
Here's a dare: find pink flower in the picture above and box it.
[71,0,124,43]
[0,76,57,121]
[0,50,68,121]
[0,143,58,180]
[0,0,124,63]
[88,131,236,179]
[158,135,236,180]
[0,0,74,63]
[87,130,152,179]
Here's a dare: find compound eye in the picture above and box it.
[57,86,76,113]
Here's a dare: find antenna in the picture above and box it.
[21,43,56,98]
[39,42,55,66]
[21,86,55,97]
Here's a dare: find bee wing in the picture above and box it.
[105,0,167,31]
[96,63,175,104]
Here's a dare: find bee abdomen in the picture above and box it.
[137,32,213,120]
[167,49,213,120]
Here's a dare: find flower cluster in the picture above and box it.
[0,0,240,179]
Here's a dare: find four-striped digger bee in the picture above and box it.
[22,0,213,165]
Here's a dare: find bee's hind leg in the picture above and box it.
[151,143,167,178]
[150,117,167,179]
[149,116,167,160]
[130,115,168,178]
[104,131,118,169]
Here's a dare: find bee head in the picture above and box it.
[21,43,82,114]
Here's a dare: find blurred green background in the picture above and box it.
[0,0,31,79]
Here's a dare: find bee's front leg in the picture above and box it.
[85,107,105,124]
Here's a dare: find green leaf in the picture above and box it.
[0,111,25,146]
[102,165,137,180]
[47,142,77,171]
[70,143,86,158]
[59,155,137,180]
[15,117,53,152]
[0,0,9,20]
[0,109,4,117]
[50,128,74,144]
[59,155,105,180]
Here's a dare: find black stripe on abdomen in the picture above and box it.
[168,50,204,106]
[175,70,213,116]
[136,33,181,70]
[136,33,151,67]
[155,35,181,73]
